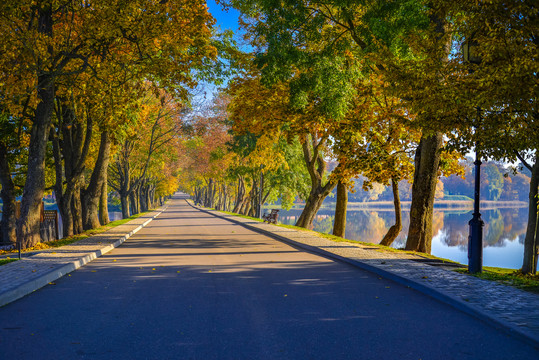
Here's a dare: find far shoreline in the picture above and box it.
[283,200,528,211]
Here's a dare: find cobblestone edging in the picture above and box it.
[189,201,539,348]
[0,207,167,307]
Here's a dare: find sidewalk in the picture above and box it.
[190,202,539,348]
[0,206,167,308]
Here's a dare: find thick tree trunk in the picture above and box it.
[57,192,74,238]
[138,182,147,212]
[535,216,539,274]
[332,180,348,237]
[83,131,111,230]
[405,132,443,253]
[99,181,109,225]
[380,178,403,247]
[233,177,245,213]
[521,158,538,274]
[296,190,330,229]
[72,182,84,234]
[0,142,16,247]
[129,190,139,215]
[239,192,252,215]
[17,5,54,249]
[120,193,130,219]
[206,178,214,208]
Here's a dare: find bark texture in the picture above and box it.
[332,180,347,238]
[521,157,538,274]
[52,102,92,237]
[380,178,402,247]
[17,73,54,248]
[0,142,16,246]
[82,131,111,229]
[405,133,443,253]
[99,181,109,226]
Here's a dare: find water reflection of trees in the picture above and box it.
[279,207,528,251]
[441,208,527,248]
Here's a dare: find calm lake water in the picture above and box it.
[277,206,530,270]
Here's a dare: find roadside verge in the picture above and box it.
[0,206,167,307]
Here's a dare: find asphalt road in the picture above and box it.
[0,194,537,359]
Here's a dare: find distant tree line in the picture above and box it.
[346,159,530,203]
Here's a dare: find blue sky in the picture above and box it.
[207,0,241,33]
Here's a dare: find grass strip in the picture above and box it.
[0,211,150,257]
[456,267,539,294]
[0,258,18,266]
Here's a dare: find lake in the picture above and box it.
[276,205,530,270]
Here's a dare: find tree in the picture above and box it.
[332,73,421,245]
[0,0,217,247]
[227,72,341,228]
[0,111,24,247]
[109,87,184,218]
[229,0,461,252]
[436,0,538,273]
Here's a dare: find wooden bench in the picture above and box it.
[262,209,279,224]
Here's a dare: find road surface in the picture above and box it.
[0,194,537,359]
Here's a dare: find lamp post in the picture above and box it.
[463,38,484,273]
[258,164,264,219]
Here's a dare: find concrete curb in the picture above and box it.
[0,207,167,308]
[187,201,539,348]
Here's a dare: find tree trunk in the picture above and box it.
[233,177,245,213]
[16,5,54,249]
[138,181,147,212]
[148,184,155,208]
[239,190,252,215]
[534,215,539,274]
[296,190,330,229]
[129,189,139,215]
[57,192,74,238]
[295,133,337,229]
[83,130,111,230]
[99,181,109,225]
[521,157,538,274]
[120,193,130,219]
[71,182,84,234]
[0,142,16,247]
[405,132,443,253]
[332,180,347,237]
[380,178,403,247]
[206,178,214,208]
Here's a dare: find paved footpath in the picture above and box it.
[0,193,538,359]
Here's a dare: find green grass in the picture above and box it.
[0,211,150,255]
[0,258,18,266]
[220,211,264,222]
[456,267,539,294]
[45,212,148,248]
